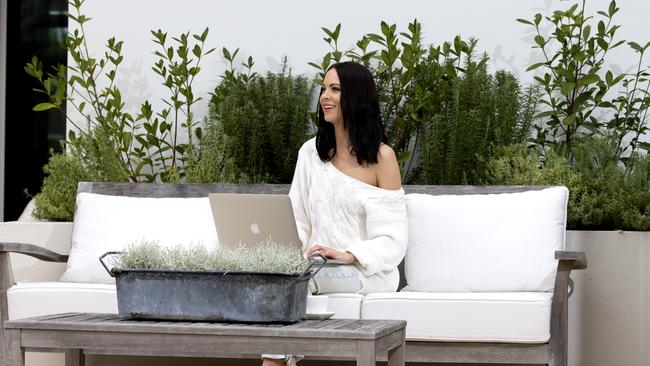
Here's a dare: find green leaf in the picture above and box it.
[576,74,600,87]
[321,26,334,39]
[561,82,575,95]
[122,132,132,148]
[332,23,341,41]
[597,21,605,36]
[308,62,323,71]
[608,0,617,16]
[516,18,534,26]
[629,41,643,52]
[535,110,557,118]
[526,62,547,71]
[396,150,411,164]
[534,35,545,47]
[610,40,625,49]
[33,103,57,111]
[222,47,232,61]
[582,25,591,40]
[564,114,576,126]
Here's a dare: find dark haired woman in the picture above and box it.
[262,62,408,366]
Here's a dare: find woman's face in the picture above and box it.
[320,68,343,126]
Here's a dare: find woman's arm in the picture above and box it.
[288,142,313,252]
[344,192,408,275]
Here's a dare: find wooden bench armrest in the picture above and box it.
[549,249,587,364]
[0,242,68,263]
[555,250,587,270]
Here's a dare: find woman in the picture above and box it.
[262,61,408,366]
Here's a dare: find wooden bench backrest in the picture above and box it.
[78,182,549,197]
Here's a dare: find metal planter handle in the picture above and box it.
[296,253,327,281]
[99,251,122,277]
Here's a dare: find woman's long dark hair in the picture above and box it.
[316,62,386,165]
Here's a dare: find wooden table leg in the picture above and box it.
[3,329,24,366]
[65,349,85,366]
[356,340,376,366]
[387,329,405,366]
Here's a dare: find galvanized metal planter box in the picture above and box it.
[100,252,320,323]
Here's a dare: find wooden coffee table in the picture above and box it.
[3,313,406,366]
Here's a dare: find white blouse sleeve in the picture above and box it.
[345,189,408,276]
[288,143,313,252]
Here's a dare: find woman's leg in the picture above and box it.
[261,356,297,366]
[259,266,361,364]
[310,264,363,294]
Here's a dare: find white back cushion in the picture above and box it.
[404,187,568,292]
[60,193,218,284]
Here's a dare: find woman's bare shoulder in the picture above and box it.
[376,144,401,190]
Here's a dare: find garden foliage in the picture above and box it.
[187,54,313,183]
[494,0,650,230]
[311,22,539,183]
[26,0,650,230]
[519,0,650,160]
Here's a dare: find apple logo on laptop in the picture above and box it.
[250,222,261,235]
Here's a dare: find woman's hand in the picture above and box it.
[306,244,356,265]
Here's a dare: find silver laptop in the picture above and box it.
[208,193,345,264]
[209,193,301,249]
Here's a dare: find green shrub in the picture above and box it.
[521,0,650,160]
[33,127,130,221]
[488,140,650,231]
[569,138,650,230]
[419,65,539,185]
[486,144,585,228]
[188,58,313,183]
[32,152,87,221]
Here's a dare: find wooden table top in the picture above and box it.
[5,313,406,340]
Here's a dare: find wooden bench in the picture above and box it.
[0,182,587,366]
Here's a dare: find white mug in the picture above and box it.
[306,295,329,314]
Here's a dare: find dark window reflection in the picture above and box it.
[5,0,67,220]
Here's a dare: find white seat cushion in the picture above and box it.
[61,193,219,284]
[7,283,363,321]
[7,282,118,320]
[327,293,363,319]
[362,292,552,343]
[405,187,568,292]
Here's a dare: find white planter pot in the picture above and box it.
[567,230,650,366]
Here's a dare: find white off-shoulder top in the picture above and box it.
[289,138,408,293]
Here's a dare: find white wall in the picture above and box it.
[69,0,650,133]
[567,231,650,366]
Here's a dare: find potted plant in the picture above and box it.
[100,241,323,323]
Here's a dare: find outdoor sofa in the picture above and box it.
[0,182,586,365]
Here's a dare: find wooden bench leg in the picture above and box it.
[387,329,405,366]
[65,349,85,366]
[3,329,24,366]
[356,340,376,366]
